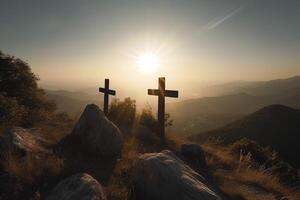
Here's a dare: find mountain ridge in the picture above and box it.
[191,104,300,168]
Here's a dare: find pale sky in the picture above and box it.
[1,0,300,93]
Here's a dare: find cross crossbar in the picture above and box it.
[99,88,116,95]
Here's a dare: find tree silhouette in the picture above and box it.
[0,51,56,128]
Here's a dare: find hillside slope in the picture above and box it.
[168,87,300,135]
[192,104,300,168]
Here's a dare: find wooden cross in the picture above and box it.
[99,79,116,115]
[148,77,179,140]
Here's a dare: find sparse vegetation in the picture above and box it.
[108,97,137,130]
[201,141,300,200]
[1,144,64,199]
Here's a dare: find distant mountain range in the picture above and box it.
[45,90,102,116]
[191,104,300,168]
[197,76,300,97]
[45,76,300,135]
[168,76,300,135]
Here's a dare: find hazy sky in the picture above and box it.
[1,0,300,92]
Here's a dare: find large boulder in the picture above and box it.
[46,173,106,200]
[70,104,123,157]
[130,150,222,200]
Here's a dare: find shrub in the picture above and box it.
[230,138,277,166]
[230,138,299,184]
[0,96,25,130]
[0,51,56,128]
[139,105,173,132]
[108,97,137,128]
[139,105,158,132]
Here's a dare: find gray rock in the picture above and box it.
[46,173,106,200]
[0,127,51,162]
[130,150,222,200]
[72,104,123,157]
[181,143,206,169]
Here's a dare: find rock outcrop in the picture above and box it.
[130,150,222,200]
[181,143,207,169]
[0,127,51,164]
[46,173,106,200]
[67,104,123,157]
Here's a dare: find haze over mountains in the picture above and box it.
[45,76,300,135]
[45,90,101,116]
[197,76,300,97]
[167,76,300,135]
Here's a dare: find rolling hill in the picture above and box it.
[168,76,300,135]
[192,104,300,168]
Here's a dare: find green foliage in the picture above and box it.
[108,97,136,128]
[139,105,158,132]
[108,98,173,134]
[139,105,173,132]
[0,51,56,128]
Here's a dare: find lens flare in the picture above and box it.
[137,52,159,73]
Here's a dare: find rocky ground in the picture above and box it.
[0,104,299,200]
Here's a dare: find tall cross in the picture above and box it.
[99,79,116,115]
[148,77,179,140]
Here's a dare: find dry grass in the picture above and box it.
[202,142,300,200]
[105,128,183,200]
[106,135,140,200]
[1,148,64,200]
[3,151,63,184]
[1,115,72,183]
[0,120,69,199]
[203,143,238,169]
[35,116,76,146]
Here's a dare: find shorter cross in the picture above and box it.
[99,79,116,115]
[148,77,179,140]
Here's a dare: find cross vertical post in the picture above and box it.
[148,77,179,140]
[158,77,165,140]
[99,79,116,115]
[103,79,109,115]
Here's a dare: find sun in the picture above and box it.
[137,52,159,73]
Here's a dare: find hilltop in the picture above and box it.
[192,104,300,168]
[1,51,299,200]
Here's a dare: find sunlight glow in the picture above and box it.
[137,52,159,73]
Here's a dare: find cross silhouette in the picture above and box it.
[148,77,179,140]
[99,79,116,115]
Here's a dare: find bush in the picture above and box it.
[0,51,56,128]
[230,138,299,184]
[107,97,173,136]
[139,105,173,133]
[139,105,158,132]
[0,96,25,130]
[230,138,277,165]
[108,97,136,128]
